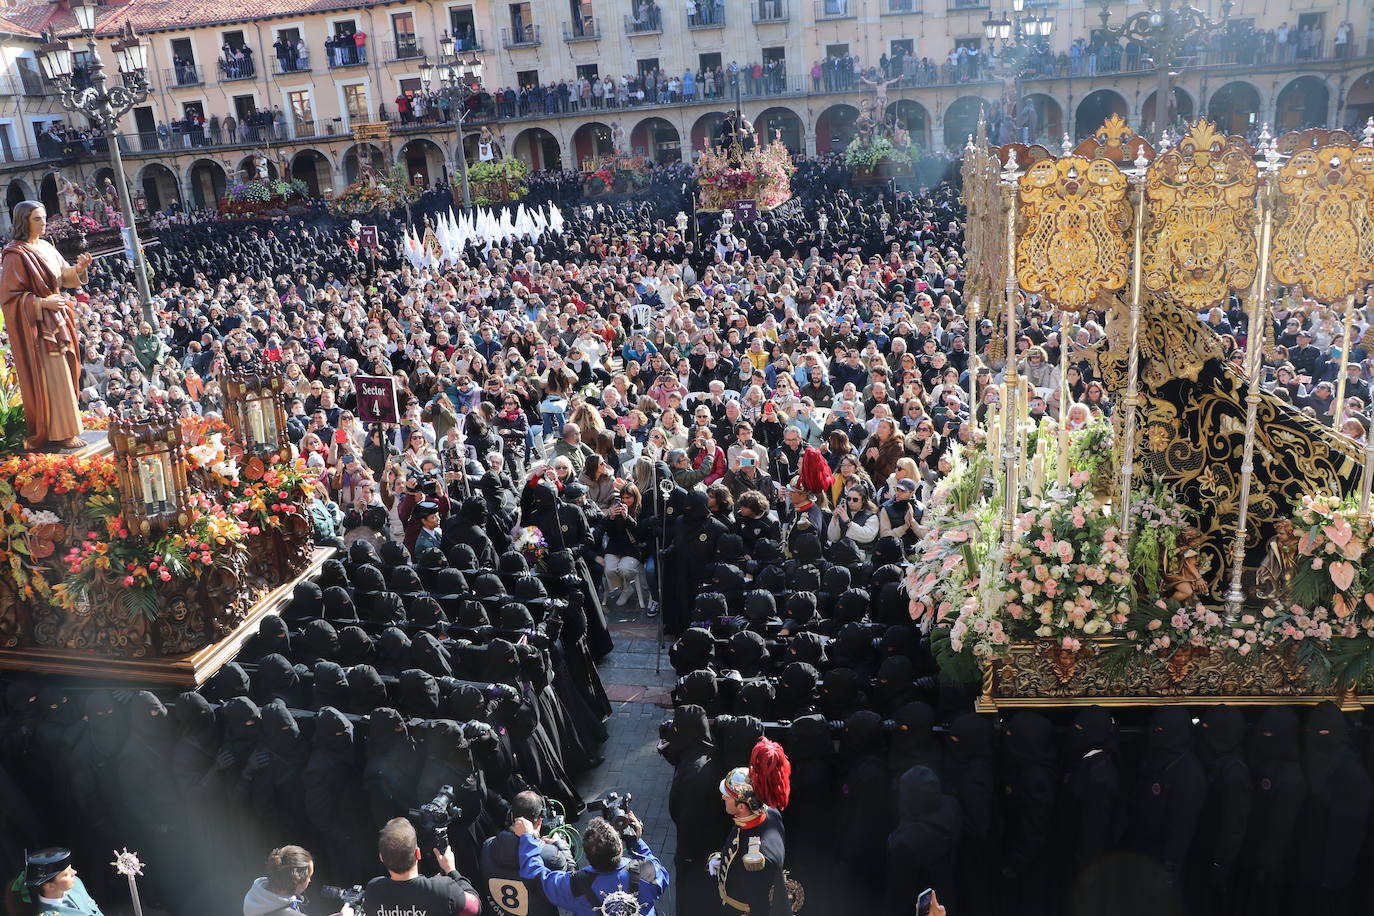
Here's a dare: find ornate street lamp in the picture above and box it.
[1098,0,1233,137]
[36,2,154,323]
[983,0,1055,143]
[420,34,485,209]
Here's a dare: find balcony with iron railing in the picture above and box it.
[217,56,258,82]
[751,0,789,23]
[881,0,919,14]
[271,55,312,75]
[625,12,662,34]
[163,64,202,87]
[813,0,854,19]
[501,25,541,47]
[563,19,600,40]
[450,30,486,52]
[324,41,368,68]
[385,37,425,61]
[947,0,988,10]
[687,4,725,28]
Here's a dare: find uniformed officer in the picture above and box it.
[711,739,793,915]
[7,848,104,916]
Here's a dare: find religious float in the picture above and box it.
[220,177,311,219]
[843,75,919,184]
[327,163,417,218]
[48,174,150,260]
[693,111,795,213]
[918,115,1374,710]
[468,156,531,206]
[0,362,323,684]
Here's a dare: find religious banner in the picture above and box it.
[1014,155,1132,308]
[1271,143,1374,301]
[355,375,399,425]
[359,224,379,251]
[1142,119,1259,311]
[732,199,758,222]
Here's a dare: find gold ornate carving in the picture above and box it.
[980,638,1349,710]
[1015,156,1132,308]
[960,120,1007,307]
[1271,145,1374,301]
[1072,114,1156,164]
[1142,119,1259,311]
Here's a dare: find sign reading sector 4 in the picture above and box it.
[356,375,400,424]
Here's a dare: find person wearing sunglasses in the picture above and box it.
[826,486,879,555]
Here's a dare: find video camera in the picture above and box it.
[409,783,463,850]
[320,884,365,909]
[587,791,638,847]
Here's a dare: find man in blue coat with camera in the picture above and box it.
[512,811,668,915]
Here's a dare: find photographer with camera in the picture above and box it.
[480,791,572,916]
[362,817,480,916]
[511,800,668,916]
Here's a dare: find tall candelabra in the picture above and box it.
[421,35,485,210]
[36,0,154,323]
[1097,0,1233,136]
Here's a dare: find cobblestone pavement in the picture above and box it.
[573,617,681,913]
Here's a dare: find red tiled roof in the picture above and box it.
[4,0,397,38]
[0,12,43,37]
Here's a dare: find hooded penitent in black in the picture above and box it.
[251,653,310,708]
[999,711,1057,916]
[883,765,961,916]
[304,706,367,885]
[888,700,942,783]
[1058,705,1123,916]
[1294,702,1371,913]
[1129,706,1206,896]
[944,713,999,916]
[1236,707,1305,916]
[664,489,728,635]
[365,707,421,827]
[659,704,724,915]
[1190,705,1250,916]
[839,710,891,908]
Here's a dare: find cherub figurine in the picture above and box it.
[1161,525,1208,603]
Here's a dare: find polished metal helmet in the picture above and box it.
[719,766,759,808]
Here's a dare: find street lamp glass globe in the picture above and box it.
[37,41,74,81]
[983,17,998,40]
[71,0,97,33]
[1011,0,1023,11]
[419,61,435,85]
[1148,10,1163,27]
[997,20,1011,39]
[466,57,483,81]
[1038,16,1054,36]
[439,34,455,57]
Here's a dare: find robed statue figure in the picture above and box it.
[0,201,92,450]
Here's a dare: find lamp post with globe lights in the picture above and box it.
[983,0,1055,144]
[1097,0,1233,137]
[36,0,154,323]
[420,34,485,210]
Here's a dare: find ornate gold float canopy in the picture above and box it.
[1271,144,1374,302]
[1142,119,1259,311]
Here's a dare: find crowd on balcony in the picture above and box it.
[325,28,368,67]
[685,0,725,27]
[272,36,311,73]
[34,121,99,159]
[218,42,257,80]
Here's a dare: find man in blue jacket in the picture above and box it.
[512,812,669,915]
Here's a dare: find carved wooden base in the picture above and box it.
[0,546,333,686]
[977,638,1364,713]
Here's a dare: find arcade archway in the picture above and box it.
[888,100,930,150]
[513,128,561,171]
[139,163,181,212]
[755,107,805,155]
[631,117,682,164]
[1275,76,1329,133]
[39,173,59,214]
[236,154,279,182]
[942,96,990,151]
[290,149,332,197]
[816,104,860,153]
[6,179,32,215]
[187,159,228,209]
[1346,72,1374,130]
[690,112,730,154]
[1074,89,1128,139]
[398,138,445,188]
[1206,81,1262,136]
[1141,87,1195,134]
[1016,94,1063,145]
[343,144,387,184]
[571,122,614,168]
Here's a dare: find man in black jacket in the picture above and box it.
[363,817,481,916]
[659,704,725,915]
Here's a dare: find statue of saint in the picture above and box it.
[0,201,91,450]
[58,175,86,217]
[1254,519,1299,605]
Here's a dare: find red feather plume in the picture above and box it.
[749,737,792,811]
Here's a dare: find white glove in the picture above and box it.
[707,854,722,877]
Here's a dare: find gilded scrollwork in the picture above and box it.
[1271,145,1374,300]
[1142,119,1259,311]
[1015,156,1132,308]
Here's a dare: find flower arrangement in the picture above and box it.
[694,137,795,212]
[514,525,548,562]
[470,157,531,204]
[43,213,103,241]
[1128,483,1192,599]
[221,178,309,218]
